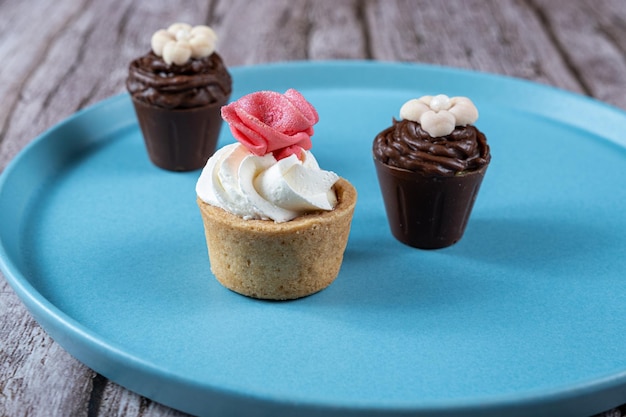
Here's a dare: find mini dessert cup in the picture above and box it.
[131,97,228,171]
[127,23,232,171]
[372,95,490,249]
[197,179,357,300]
[374,160,488,249]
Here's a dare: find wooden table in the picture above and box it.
[1,1,625,416]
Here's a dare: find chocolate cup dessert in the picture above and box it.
[374,160,488,249]
[373,119,490,249]
[127,52,232,171]
[130,98,225,171]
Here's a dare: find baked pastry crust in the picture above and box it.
[197,178,357,300]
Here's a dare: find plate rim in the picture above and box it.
[2,60,626,416]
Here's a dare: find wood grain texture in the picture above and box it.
[531,0,626,107]
[1,0,625,416]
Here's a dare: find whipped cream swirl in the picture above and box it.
[196,143,339,222]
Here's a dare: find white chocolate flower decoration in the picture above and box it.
[151,23,217,66]
[399,94,479,137]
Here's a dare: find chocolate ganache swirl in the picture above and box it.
[126,51,232,109]
[373,119,491,177]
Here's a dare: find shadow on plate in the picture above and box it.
[452,216,613,269]
[311,214,615,316]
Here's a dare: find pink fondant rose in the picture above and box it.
[221,89,319,160]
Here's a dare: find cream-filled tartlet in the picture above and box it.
[196,89,357,300]
[127,23,232,171]
[373,94,490,249]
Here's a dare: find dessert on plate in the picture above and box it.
[373,94,490,249]
[196,89,357,300]
[127,23,232,171]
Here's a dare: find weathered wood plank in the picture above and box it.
[530,0,626,109]
[216,0,369,64]
[0,281,95,417]
[365,0,583,93]
[215,0,309,66]
[308,0,368,60]
[90,378,188,417]
[0,0,88,168]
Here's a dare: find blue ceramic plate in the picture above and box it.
[2,61,626,417]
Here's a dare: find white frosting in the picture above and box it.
[399,94,479,137]
[151,23,217,66]
[196,143,339,223]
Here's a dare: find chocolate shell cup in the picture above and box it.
[131,97,227,171]
[374,159,488,249]
[127,51,232,171]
